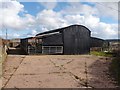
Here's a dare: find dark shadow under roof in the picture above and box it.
[36,24,91,36]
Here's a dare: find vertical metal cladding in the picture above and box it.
[63,25,90,54]
[20,38,28,54]
[42,33,63,46]
[20,25,91,55]
[90,37,104,47]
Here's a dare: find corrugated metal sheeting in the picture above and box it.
[20,25,100,55]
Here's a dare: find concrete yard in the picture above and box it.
[2,55,118,88]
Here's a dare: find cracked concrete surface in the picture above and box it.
[2,55,117,88]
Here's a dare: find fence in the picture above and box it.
[0,45,7,80]
[42,46,63,54]
[0,44,7,63]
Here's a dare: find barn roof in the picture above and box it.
[21,37,35,40]
[36,24,91,37]
[105,39,120,42]
[91,37,105,41]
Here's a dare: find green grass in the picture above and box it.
[91,51,120,86]
[90,51,113,57]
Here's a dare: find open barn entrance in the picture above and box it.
[20,37,43,55]
[7,47,26,55]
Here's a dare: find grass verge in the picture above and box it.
[90,51,113,57]
[91,51,120,86]
[109,56,120,86]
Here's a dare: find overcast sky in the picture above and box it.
[0,0,119,39]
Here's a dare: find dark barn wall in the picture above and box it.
[20,39,28,54]
[41,33,63,54]
[36,38,42,53]
[90,37,104,47]
[21,38,43,54]
[42,33,63,46]
[63,25,91,54]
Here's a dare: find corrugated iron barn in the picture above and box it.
[21,25,91,55]
[90,37,104,47]
[90,37,104,51]
[9,39,20,48]
[20,37,42,54]
[37,25,91,54]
